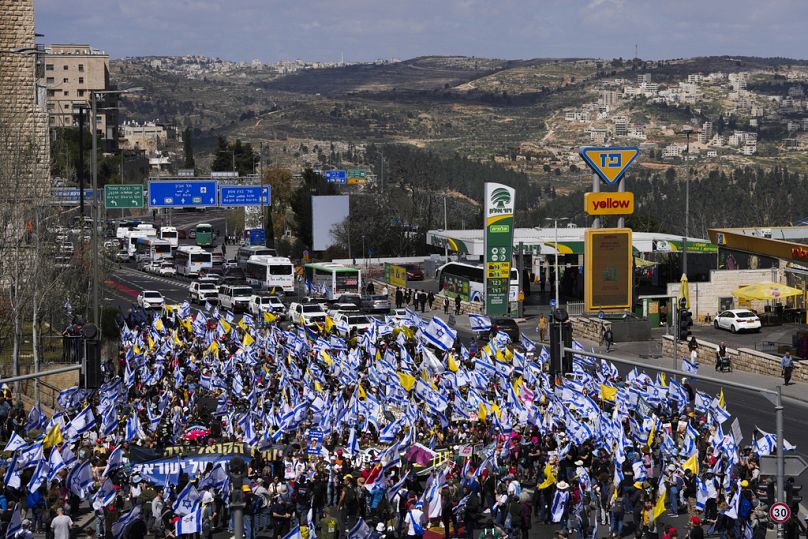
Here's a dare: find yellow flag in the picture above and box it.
[600,384,618,402]
[181,318,192,333]
[651,488,667,523]
[682,453,699,475]
[659,373,667,387]
[173,331,182,347]
[147,335,155,351]
[398,371,416,392]
[718,388,725,409]
[133,345,142,355]
[496,349,507,363]
[504,347,513,361]
[537,463,556,489]
[242,332,255,347]
[477,402,488,423]
[263,311,277,323]
[314,381,323,392]
[357,384,367,400]
[44,424,62,448]
[239,318,248,331]
[489,402,501,420]
[447,354,459,373]
[154,317,165,332]
[220,319,231,333]
[647,421,656,447]
[324,316,334,333]
[375,348,382,361]
[320,350,333,366]
[207,340,220,353]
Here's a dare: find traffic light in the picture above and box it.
[678,308,692,340]
[549,309,572,377]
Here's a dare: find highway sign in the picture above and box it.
[347,169,367,184]
[104,184,144,209]
[51,189,96,205]
[219,185,271,207]
[148,180,218,208]
[324,170,347,184]
[769,502,791,524]
[549,299,557,308]
[580,147,640,185]
[760,454,808,477]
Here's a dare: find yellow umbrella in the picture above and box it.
[731,282,802,301]
[678,273,690,309]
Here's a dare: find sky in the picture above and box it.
[36,0,808,63]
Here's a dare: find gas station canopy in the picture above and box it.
[427,227,715,257]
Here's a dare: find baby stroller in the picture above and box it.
[715,351,732,372]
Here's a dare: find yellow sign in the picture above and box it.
[486,261,511,279]
[584,228,633,312]
[580,147,640,185]
[584,192,635,215]
[384,263,407,288]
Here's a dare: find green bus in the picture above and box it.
[195,223,213,247]
[304,263,362,300]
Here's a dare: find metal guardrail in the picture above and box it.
[566,302,585,316]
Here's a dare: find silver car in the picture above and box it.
[362,294,391,314]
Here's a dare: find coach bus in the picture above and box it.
[195,223,214,247]
[159,226,179,249]
[134,237,172,263]
[303,263,362,300]
[175,245,213,277]
[244,255,295,293]
[436,261,520,303]
[236,245,277,268]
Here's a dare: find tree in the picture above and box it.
[182,127,195,170]
[211,137,257,176]
[261,166,294,249]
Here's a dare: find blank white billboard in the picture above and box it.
[312,195,349,251]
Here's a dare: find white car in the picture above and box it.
[137,290,165,310]
[189,281,218,304]
[156,262,176,276]
[333,313,373,338]
[713,309,762,333]
[327,303,360,318]
[289,302,327,327]
[249,295,286,318]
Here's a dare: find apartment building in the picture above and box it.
[42,44,114,140]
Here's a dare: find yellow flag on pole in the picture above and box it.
[44,424,62,448]
[398,371,416,392]
[320,350,333,366]
[357,384,367,400]
[537,463,556,489]
[263,311,277,324]
[718,388,725,409]
[324,316,334,333]
[682,453,699,475]
[242,332,255,347]
[600,384,618,402]
[651,488,667,523]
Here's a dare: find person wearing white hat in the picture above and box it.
[405,501,426,539]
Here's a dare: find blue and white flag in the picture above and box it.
[283,525,304,539]
[469,314,492,333]
[347,426,359,457]
[681,357,698,374]
[422,317,457,351]
[46,448,66,482]
[111,505,141,539]
[520,334,537,353]
[125,413,142,442]
[25,406,46,432]
[102,445,124,478]
[93,478,118,510]
[550,490,569,523]
[5,503,22,539]
[67,460,93,497]
[66,405,96,438]
[173,482,201,516]
[175,504,203,536]
[27,458,49,493]
[347,518,372,539]
[3,432,26,453]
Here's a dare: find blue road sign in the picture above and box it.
[324,170,347,184]
[148,180,218,208]
[549,299,557,308]
[579,147,640,185]
[598,310,604,319]
[247,228,266,245]
[219,185,271,207]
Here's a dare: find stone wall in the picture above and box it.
[667,269,782,321]
[571,316,611,342]
[661,335,804,381]
[0,0,50,198]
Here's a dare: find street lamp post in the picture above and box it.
[544,217,569,375]
[682,126,693,277]
[90,87,142,328]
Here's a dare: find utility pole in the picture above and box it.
[682,126,693,276]
[90,92,99,328]
[443,197,448,262]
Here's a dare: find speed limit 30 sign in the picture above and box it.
[770,501,791,524]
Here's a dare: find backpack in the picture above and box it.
[409,511,424,536]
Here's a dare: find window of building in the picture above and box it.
[63,91,69,96]
[46,64,53,71]
[63,65,68,70]
[78,90,85,97]
[47,103,54,111]
[63,78,68,83]
[78,64,84,72]
[78,77,84,84]
[46,77,54,84]
[47,89,55,97]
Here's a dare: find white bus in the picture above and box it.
[159,226,178,249]
[436,261,520,303]
[117,222,154,240]
[123,225,158,259]
[303,263,362,300]
[236,245,277,268]
[244,256,295,293]
[175,246,213,277]
[134,237,172,263]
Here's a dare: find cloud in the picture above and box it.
[35,0,808,61]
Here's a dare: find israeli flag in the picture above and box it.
[422,316,457,351]
[67,460,93,497]
[93,478,118,511]
[469,314,492,333]
[27,457,49,492]
[681,357,698,373]
[102,445,124,478]
[3,432,26,453]
[550,490,569,523]
[25,406,46,433]
[347,519,372,539]
[47,448,66,482]
[125,413,142,442]
[67,405,97,438]
[347,426,359,456]
[5,503,22,538]
[520,334,537,352]
[178,301,191,319]
[173,481,201,516]
[284,526,304,539]
[111,505,141,539]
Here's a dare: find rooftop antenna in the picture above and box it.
[635,43,639,60]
